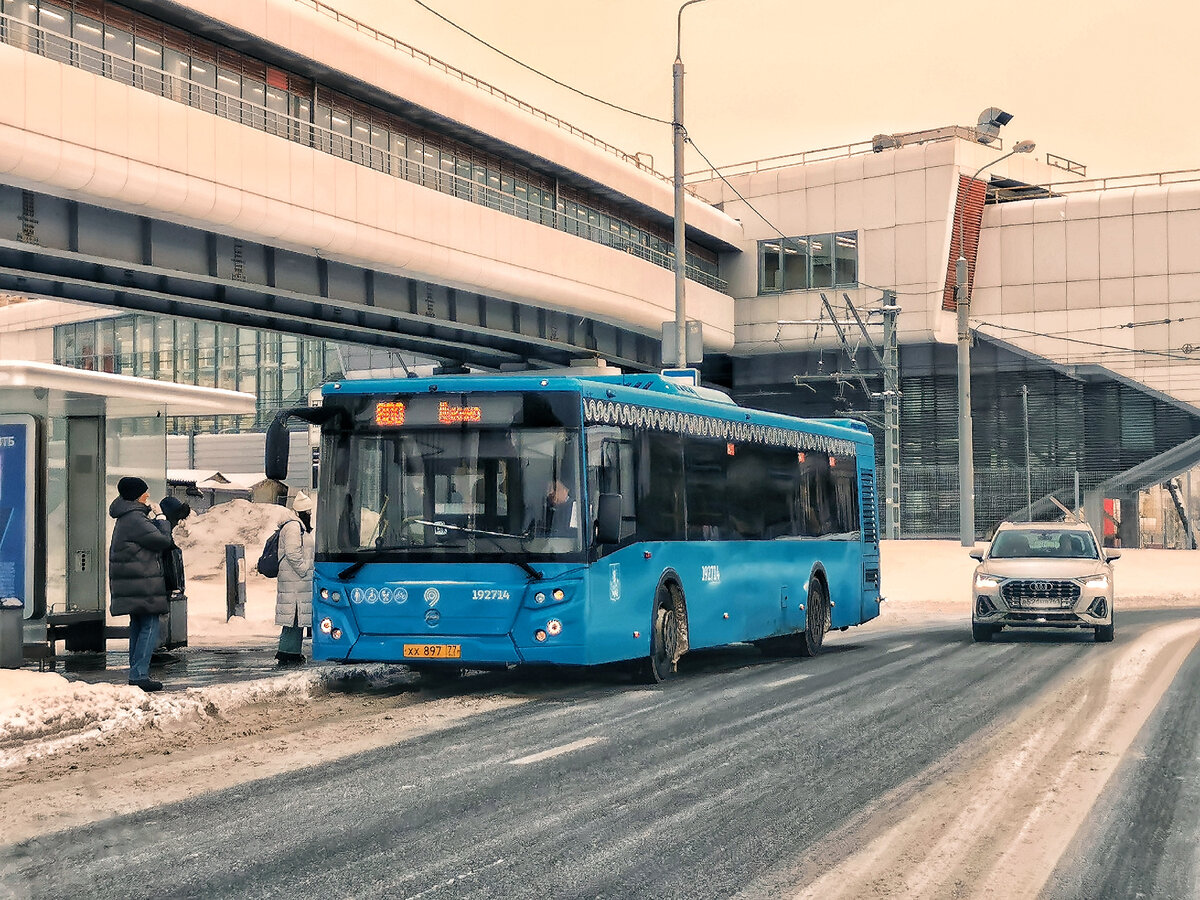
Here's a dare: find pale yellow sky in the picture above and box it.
[333,0,1197,181]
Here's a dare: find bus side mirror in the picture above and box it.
[596,493,622,545]
[265,415,291,482]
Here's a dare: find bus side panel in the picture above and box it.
[585,539,867,662]
[583,542,660,666]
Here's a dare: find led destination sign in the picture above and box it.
[370,394,523,428]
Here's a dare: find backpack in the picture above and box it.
[256,522,288,578]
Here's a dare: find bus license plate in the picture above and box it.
[403,644,462,659]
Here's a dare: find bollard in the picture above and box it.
[225,544,246,621]
[0,597,22,668]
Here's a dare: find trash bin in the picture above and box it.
[0,597,23,669]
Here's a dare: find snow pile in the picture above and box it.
[170,499,297,644]
[172,498,296,581]
[0,664,410,769]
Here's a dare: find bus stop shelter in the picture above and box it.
[0,361,254,659]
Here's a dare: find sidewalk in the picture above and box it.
[27,640,322,692]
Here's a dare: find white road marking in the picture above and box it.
[509,737,604,766]
[885,642,914,654]
[402,857,506,900]
[766,673,810,688]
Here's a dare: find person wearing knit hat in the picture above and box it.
[153,497,193,659]
[108,477,173,692]
[275,491,315,664]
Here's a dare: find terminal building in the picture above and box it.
[2,0,1199,546]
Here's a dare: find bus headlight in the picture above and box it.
[534,592,546,604]
[331,628,343,640]
[547,619,563,636]
[319,617,333,634]
[320,588,329,599]
[552,588,565,601]
[534,629,547,642]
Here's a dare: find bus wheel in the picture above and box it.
[799,580,829,658]
[636,583,682,684]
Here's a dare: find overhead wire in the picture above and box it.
[973,320,1200,363]
[406,0,671,126]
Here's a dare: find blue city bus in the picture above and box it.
[265,373,881,682]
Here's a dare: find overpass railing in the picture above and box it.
[0,12,726,293]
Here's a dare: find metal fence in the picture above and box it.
[898,465,1107,539]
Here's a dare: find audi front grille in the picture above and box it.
[1001,579,1081,609]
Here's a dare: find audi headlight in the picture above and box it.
[975,574,1000,589]
[1084,575,1109,590]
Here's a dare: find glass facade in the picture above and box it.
[0,0,724,290]
[53,314,344,433]
[758,232,858,293]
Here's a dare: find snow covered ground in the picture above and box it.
[2,505,1199,769]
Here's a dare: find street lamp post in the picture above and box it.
[672,0,708,369]
[957,138,1036,545]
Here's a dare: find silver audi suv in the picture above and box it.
[970,522,1118,643]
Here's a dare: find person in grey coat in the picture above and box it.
[109,476,174,692]
[275,491,315,665]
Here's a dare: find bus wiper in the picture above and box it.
[408,519,544,581]
[336,543,416,581]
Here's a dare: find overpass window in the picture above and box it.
[371,125,389,172]
[216,67,240,120]
[102,24,132,83]
[330,112,352,160]
[810,234,834,289]
[241,76,266,129]
[190,59,216,111]
[135,318,156,377]
[835,232,858,286]
[115,318,134,371]
[759,232,857,293]
[351,118,370,167]
[163,47,189,103]
[71,13,103,74]
[97,319,115,373]
[4,0,36,52]
[133,37,163,95]
[37,2,68,62]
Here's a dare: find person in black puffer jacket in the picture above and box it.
[109,476,173,692]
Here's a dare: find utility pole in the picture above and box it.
[668,0,708,370]
[1022,384,1032,520]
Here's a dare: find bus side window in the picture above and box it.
[639,433,685,541]
[588,430,636,545]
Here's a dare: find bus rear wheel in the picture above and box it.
[636,583,682,684]
[799,580,830,658]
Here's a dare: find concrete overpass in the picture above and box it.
[0,0,743,371]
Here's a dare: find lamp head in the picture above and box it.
[975,106,1014,145]
[1013,139,1036,154]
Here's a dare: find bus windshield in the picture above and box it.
[318,401,583,559]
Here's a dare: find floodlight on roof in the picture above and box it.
[975,106,1014,144]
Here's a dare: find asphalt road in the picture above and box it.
[3,608,1199,900]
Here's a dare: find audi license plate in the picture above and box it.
[403,643,462,659]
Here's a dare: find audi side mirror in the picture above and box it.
[1105,550,1122,562]
[969,549,984,561]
